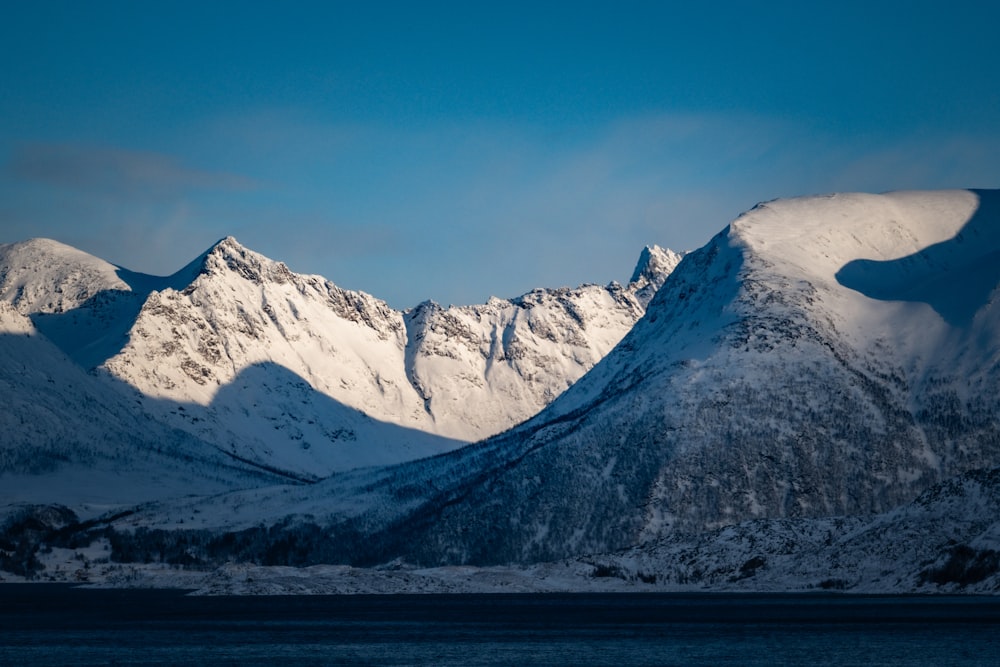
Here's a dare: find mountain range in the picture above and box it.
[2,188,999,592]
[0,236,678,484]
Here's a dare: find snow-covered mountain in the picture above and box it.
[366,189,1000,564]
[7,188,1000,594]
[386,188,1000,565]
[107,189,1000,572]
[0,236,678,480]
[0,238,203,370]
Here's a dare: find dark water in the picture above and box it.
[1,585,998,666]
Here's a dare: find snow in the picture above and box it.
[0,237,207,369]
[4,188,1000,595]
[1,234,675,479]
[0,302,271,503]
[11,467,1000,595]
[629,244,685,306]
[0,232,677,493]
[0,238,131,314]
[131,187,1000,568]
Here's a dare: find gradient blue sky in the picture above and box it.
[2,1,999,308]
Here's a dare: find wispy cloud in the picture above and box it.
[826,134,1000,193]
[3,112,997,308]
[0,142,260,277]
[178,109,852,303]
[5,142,257,195]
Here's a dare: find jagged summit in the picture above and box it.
[195,235,296,286]
[629,244,681,284]
[628,244,684,307]
[213,235,241,250]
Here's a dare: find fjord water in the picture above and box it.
[2,587,998,666]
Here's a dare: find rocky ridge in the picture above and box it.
[0,237,679,478]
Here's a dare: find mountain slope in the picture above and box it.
[589,466,1000,593]
[402,188,1000,564]
[0,238,130,314]
[96,237,459,478]
[403,245,682,439]
[0,302,277,517]
[388,189,1000,564]
[123,189,1000,567]
[0,238,203,369]
[79,466,1000,593]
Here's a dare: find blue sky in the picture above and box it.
[2,1,999,308]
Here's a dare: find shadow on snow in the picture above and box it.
[836,189,1000,328]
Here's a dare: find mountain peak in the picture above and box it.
[1,237,118,271]
[8,237,80,254]
[0,237,130,314]
[628,244,684,307]
[629,244,683,284]
[199,236,294,286]
[208,235,243,253]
